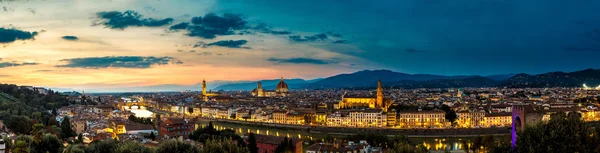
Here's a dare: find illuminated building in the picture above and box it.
[312,110,328,125]
[397,110,445,128]
[483,113,512,127]
[349,109,387,127]
[386,109,397,127]
[252,77,290,97]
[457,111,485,128]
[326,112,349,127]
[200,79,220,101]
[326,109,387,128]
[272,110,287,124]
[338,78,392,112]
[159,118,195,139]
[244,134,303,153]
[285,112,305,125]
[582,110,600,122]
[583,83,600,90]
[111,120,126,134]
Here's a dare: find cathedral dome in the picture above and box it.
[276,77,289,92]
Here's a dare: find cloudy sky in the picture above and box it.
[1,0,600,90]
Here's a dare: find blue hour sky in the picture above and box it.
[1,0,600,89]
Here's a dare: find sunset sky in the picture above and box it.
[2,0,600,91]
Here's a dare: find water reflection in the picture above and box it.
[126,107,154,118]
[196,121,491,151]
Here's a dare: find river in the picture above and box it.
[195,121,510,151]
[129,108,509,151]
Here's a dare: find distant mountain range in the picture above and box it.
[50,68,600,92]
[215,69,600,90]
[213,78,322,91]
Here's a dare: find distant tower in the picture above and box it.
[257,81,263,97]
[202,79,207,96]
[376,77,383,107]
[258,81,263,90]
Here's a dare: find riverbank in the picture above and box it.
[196,118,511,137]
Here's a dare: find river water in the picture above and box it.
[129,108,508,151]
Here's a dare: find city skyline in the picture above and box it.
[2,0,600,91]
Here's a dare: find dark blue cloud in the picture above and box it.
[0,61,39,68]
[326,31,342,37]
[191,16,203,25]
[61,36,78,41]
[95,10,174,30]
[169,22,189,31]
[267,57,336,65]
[182,13,247,39]
[288,33,328,42]
[57,56,182,69]
[253,23,291,35]
[207,40,248,48]
[332,40,347,44]
[197,52,213,56]
[0,28,38,44]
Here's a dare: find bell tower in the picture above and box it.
[376,77,383,107]
[202,79,207,96]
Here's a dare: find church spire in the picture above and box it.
[376,77,383,107]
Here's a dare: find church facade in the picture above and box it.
[338,78,392,112]
[252,78,289,97]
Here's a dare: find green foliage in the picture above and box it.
[2,136,13,153]
[13,140,30,153]
[345,131,391,148]
[4,115,33,134]
[31,134,62,153]
[445,109,458,125]
[115,141,155,153]
[32,112,42,121]
[52,107,58,116]
[63,144,86,153]
[274,137,295,153]
[128,115,154,125]
[77,133,83,144]
[488,139,512,153]
[247,133,258,153]
[189,122,242,143]
[387,141,428,153]
[156,140,200,153]
[148,132,156,141]
[188,107,194,114]
[85,138,119,153]
[0,84,70,117]
[202,138,249,153]
[13,135,34,146]
[61,116,76,138]
[516,112,600,153]
[440,105,450,113]
[31,123,45,143]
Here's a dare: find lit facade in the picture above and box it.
[397,110,445,128]
[456,111,485,128]
[483,113,512,127]
[326,109,387,128]
[200,79,220,101]
[338,78,392,112]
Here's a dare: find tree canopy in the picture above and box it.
[516,112,600,153]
